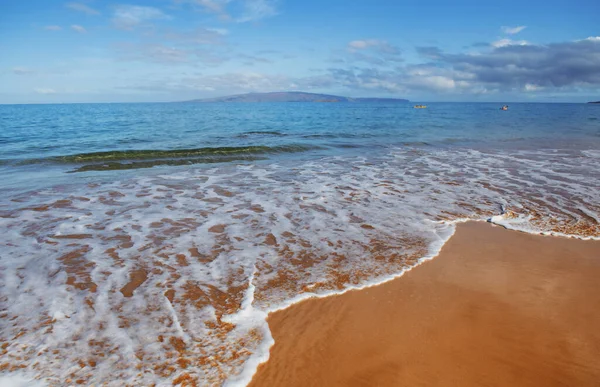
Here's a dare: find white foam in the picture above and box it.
[1,146,598,385]
[0,373,47,387]
[489,213,600,240]
[582,149,600,158]
[264,221,457,314]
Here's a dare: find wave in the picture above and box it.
[68,155,268,172]
[401,141,432,146]
[235,131,287,137]
[52,144,317,163]
[1,146,598,386]
[12,144,322,172]
[303,133,382,139]
[332,143,364,149]
[303,134,338,139]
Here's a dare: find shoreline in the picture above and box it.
[249,221,600,387]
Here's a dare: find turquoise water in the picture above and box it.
[1,102,599,386]
[1,102,599,190]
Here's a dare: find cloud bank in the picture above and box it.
[115,35,600,100]
[182,0,278,22]
[112,5,170,29]
[66,2,100,15]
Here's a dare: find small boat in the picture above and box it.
[414,105,427,109]
[500,105,508,111]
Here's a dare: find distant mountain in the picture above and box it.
[183,92,409,103]
[588,101,600,104]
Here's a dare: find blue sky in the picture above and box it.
[1,0,599,103]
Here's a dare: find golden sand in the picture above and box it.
[250,222,600,387]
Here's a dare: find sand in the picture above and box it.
[249,222,600,387]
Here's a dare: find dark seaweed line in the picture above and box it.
[15,144,322,165]
[68,155,269,173]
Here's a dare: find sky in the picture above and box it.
[1,0,599,103]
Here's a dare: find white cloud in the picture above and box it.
[184,0,277,22]
[120,71,296,95]
[348,39,382,50]
[142,45,189,63]
[34,88,57,94]
[188,72,291,91]
[347,39,400,55]
[112,5,170,30]
[193,0,229,14]
[115,31,600,98]
[412,75,456,90]
[437,37,600,89]
[206,27,229,35]
[44,25,62,31]
[163,27,228,45]
[583,36,600,42]
[115,43,183,63]
[501,26,527,35]
[194,0,225,12]
[236,0,277,22]
[12,67,36,75]
[524,83,542,91]
[491,38,528,48]
[71,24,87,33]
[341,40,402,66]
[66,2,100,15]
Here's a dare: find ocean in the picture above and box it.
[1,102,599,386]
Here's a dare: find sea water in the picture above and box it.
[1,102,599,386]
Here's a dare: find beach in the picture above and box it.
[3,0,600,383]
[1,103,599,386]
[250,222,600,387]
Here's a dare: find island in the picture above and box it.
[182,91,409,103]
[588,101,600,104]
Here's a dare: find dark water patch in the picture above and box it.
[349,133,381,139]
[28,144,64,152]
[12,144,324,172]
[303,134,338,139]
[68,155,268,173]
[498,137,527,143]
[117,137,155,145]
[329,143,364,149]
[303,133,382,140]
[235,131,286,138]
[27,144,320,164]
[440,138,474,144]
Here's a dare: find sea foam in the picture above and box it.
[0,147,598,386]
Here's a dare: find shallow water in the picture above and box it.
[1,102,599,386]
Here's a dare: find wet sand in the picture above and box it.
[249,222,600,387]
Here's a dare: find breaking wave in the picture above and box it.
[0,146,598,386]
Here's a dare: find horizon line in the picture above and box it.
[1,100,596,106]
